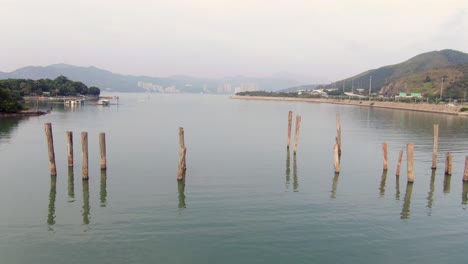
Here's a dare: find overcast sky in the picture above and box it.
[0,0,467,83]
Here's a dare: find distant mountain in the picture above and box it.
[0,64,302,93]
[310,49,468,95]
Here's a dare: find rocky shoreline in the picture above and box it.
[0,110,50,117]
[230,95,468,116]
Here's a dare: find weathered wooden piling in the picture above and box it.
[396,149,403,176]
[334,144,340,173]
[407,144,414,183]
[463,156,468,182]
[44,123,57,176]
[177,127,187,180]
[178,179,186,209]
[445,152,452,175]
[431,124,439,169]
[293,115,301,154]
[81,132,89,180]
[336,113,342,155]
[382,142,388,171]
[66,131,73,167]
[99,132,107,170]
[287,111,293,149]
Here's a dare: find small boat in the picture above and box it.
[97,99,110,106]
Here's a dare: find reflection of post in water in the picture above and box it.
[100,170,107,207]
[395,176,400,200]
[47,176,57,226]
[379,170,388,197]
[82,180,90,225]
[178,178,186,209]
[330,173,339,199]
[462,182,468,205]
[443,174,451,194]
[68,167,75,202]
[400,182,414,220]
[293,153,299,192]
[426,169,436,213]
[285,150,290,191]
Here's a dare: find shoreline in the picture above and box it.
[230,95,468,116]
[0,110,50,117]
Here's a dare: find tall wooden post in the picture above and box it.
[463,156,468,182]
[382,142,388,171]
[99,132,107,170]
[431,124,439,169]
[334,144,340,173]
[445,152,452,175]
[336,113,342,155]
[293,115,301,154]
[81,132,89,180]
[177,127,187,180]
[44,123,57,176]
[396,149,403,176]
[66,131,73,167]
[407,144,414,183]
[287,111,293,149]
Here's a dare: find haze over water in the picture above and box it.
[1,94,468,263]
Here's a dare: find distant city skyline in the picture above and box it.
[0,0,467,84]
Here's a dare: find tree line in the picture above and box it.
[0,75,100,97]
[0,76,101,113]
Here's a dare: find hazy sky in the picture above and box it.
[0,0,467,83]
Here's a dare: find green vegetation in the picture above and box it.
[460,107,468,112]
[0,76,100,97]
[0,88,25,113]
[0,76,100,113]
[321,49,468,95]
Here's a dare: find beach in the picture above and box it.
[230,95,468,116]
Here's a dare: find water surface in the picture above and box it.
[1,94,468,263]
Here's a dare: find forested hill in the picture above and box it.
[319,49,468,95]
[0,76,100,97]
[0,76,100,113]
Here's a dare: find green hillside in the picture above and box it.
[381,64,468,98]
[324,49,468,96]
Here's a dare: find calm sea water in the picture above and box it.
[1,93,468,264]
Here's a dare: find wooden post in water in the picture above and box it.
[431,124,439,169]
[382,142,388,171]
[336,113,342,155]
[177,127,187,180]
[66,131,73,167]
[463,156,468,182]
[396,149,403,176]
[445,152,452,175]
[287,111,293,149]
[334,144,340,173]
[44,123,57,176]
[81,132,89,180]
[99,132,107,170]
[293,115,301,154]
[407,144,414,183]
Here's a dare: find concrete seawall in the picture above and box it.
[230,95,468,116]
